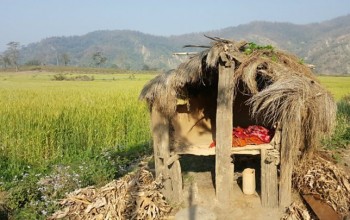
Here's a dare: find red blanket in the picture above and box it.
[209,125,272,148]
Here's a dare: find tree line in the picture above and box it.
[0,42,109,70]
[0,42,20,71]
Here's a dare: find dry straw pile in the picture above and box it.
[281,202,313,220]
[49,167,171,220]
[293,155,350,216]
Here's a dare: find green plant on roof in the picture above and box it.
[244,42,274,55]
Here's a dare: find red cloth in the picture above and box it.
[209,125,272,148]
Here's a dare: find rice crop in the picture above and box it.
[0,73,348,170]
[0,72,155,171]
[318,76,350,101]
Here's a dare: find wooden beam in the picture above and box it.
[151,107,166,178]
[303,194,341,220]
[261,149,278,208]
[172,52,198,56]
[215,52,235,207]
[279,126,294,208]
[175,144,273,156]
[151,107,182,203]
[169,160,182,202]
[151,107,171,197]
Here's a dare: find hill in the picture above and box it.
[20,30,187,70]
[18,14,350,74]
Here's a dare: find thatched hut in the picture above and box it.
[139,37,336,209]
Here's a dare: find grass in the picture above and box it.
[0,71,155,167]
[318,76,350,154]
[0,68,349,219]
[322,95,350,152]
[318,76,350,101]
[0,69,157,219]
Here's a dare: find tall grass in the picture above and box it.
[0,73,348,169]
[322,95,350,150]
[318,76,350,150]
[0,73,348,168]
[318,76,350,101]
[0,74,154,178]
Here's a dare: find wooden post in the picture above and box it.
[151,107,182,203]
[168,158,182,202]
[215,52,235,207]
[279,127,293,208]
[261,149,278,208]
[151,107,167,178]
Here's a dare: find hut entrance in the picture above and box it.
[171,80,273,152]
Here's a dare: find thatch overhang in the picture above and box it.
[140,37,337,154]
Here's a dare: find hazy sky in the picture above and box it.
[1,0,349,51]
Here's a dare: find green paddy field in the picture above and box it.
[0,70,349,170]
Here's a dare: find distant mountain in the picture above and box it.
[18,14,350,74]
[19,30,188,70]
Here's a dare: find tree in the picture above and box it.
[61,53,70,66]
[25,59,41,66]
[142,64,151,71]
[92,52,107,67]
[0,54,12,69]
[6,41,20,71]
[0,55,3,68]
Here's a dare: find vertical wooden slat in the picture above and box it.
[215,53,234,207]
[151,107,183,203]
[151,107,172,198]
[272,127,282,151]
[279,127,293,208]
[169,159,183,202]
[261,149,267,205]
[261,149,278,208]
[279,159,293,208]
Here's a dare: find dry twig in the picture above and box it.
[293,155,350,216]
[49,168,171,220]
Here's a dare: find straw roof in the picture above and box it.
[140,37,336,155]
